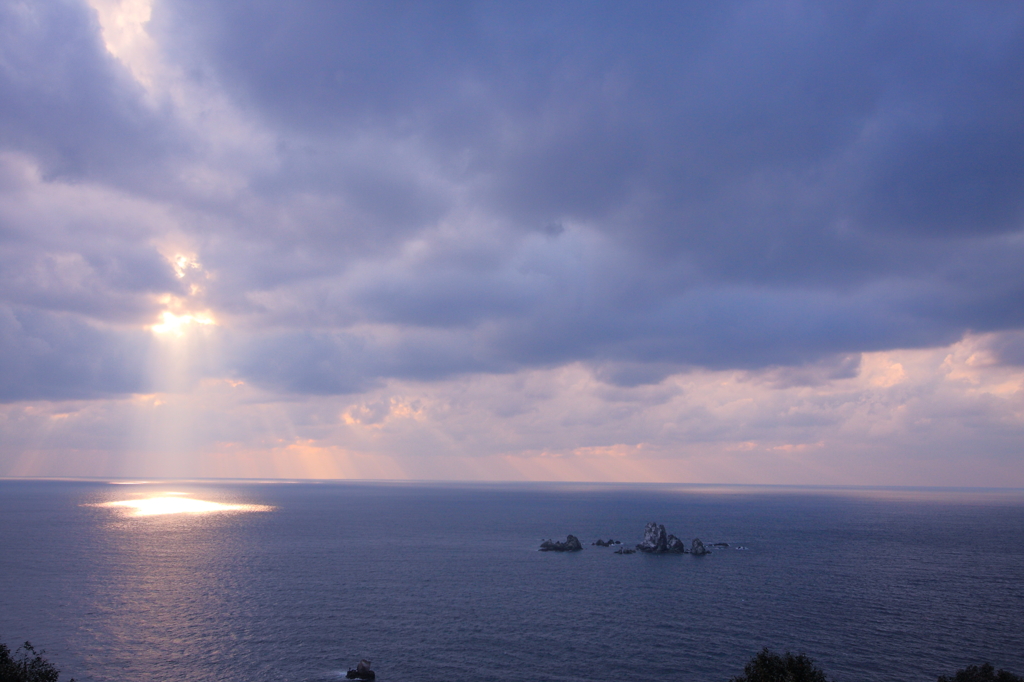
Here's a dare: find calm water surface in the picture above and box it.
[1,480,1022,682]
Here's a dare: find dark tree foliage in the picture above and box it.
[938,663,1024,682]
[0,640,72,682]
[730,648,830,682]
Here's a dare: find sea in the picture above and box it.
[1,480,1022,682]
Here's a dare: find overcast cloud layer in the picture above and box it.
[1,0,1022,484]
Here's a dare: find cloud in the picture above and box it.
[3,335,1021,485]
[0,153,183,319]
[4,1,1024,389]
[141,1,1024,372]
[986,331,1024,366]
[1,1,1022,483]
[0,304,150,401]
[0,0,184,186]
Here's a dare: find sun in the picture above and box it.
[150,310,215,336]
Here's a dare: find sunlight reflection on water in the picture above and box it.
[90,494,274,516]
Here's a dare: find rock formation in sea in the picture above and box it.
[592,538,620,546]
[637,522,669,552]
[346,659,375,680]
[635,521,710,555]
[666,534,687,553]
[614,546,636,554]
[539,534,583,551]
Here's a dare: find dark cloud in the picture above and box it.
[228,326,504,396]
[985,331,1024,367]
[0,306,150,401]
[0,151,185,326]
[747,355,862,390]
[0,237,180,322]
[2,0,1024,400]
[0,0,183,188]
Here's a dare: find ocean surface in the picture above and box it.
[1,480,1022,682]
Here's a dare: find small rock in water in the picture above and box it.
[614,546,636,554]
[691,538,709,555]
[666,534,688,553]
[539,534,583,552]
[346,659,375,680]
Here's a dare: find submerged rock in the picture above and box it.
[691,538,709,556]
[539,534,583,552]
[346,659,375,680]
[593,538,621,546]
[614,546,636,554]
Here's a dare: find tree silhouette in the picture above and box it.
[730,648,830,682]
[0,639,72,682]
[938,663,1024,682]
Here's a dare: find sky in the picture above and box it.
[1,0,1023,485]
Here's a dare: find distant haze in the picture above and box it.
[1,1,1022,485]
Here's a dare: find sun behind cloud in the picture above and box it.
[150,310,215,336]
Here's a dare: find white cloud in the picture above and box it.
[3,334,1021,485]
